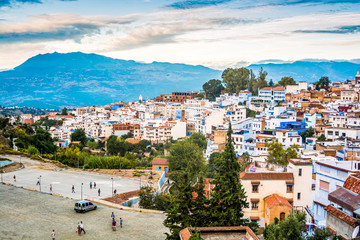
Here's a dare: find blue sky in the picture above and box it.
[0,0,360,70]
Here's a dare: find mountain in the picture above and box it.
[248,60,360,83]
[0,52,221,108]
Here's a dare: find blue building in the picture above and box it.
[275,121,306,134]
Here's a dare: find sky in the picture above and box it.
[0,0,360,70]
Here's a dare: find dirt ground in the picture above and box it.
[0,184,168,240]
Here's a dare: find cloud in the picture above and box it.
[167,0,233,9]
[294,25,360,34]
[0,0,78,8]
[0,14,136,43]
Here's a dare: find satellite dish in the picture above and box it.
[353,226,359,239]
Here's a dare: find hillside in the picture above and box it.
[0,52,221,108]
[248,60,360,83]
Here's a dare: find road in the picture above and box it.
[1,155,141,200]
[0,184,168,239]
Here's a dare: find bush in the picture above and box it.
[27,146,39,155]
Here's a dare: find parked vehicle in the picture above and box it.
[74,200,97,213]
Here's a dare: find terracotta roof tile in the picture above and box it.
[325,205,359,227]
[343,174,360,194]
[152,158,168,165]
[180,226,259,240]
[241,172,294,180]
[264,194,292,209]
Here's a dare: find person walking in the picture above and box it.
[90,182,92,189]
[72,185,75,193]
[13,175,16,182]
[36,178,40,185]
[80,221,86,234]
[51,229,55,240]
[50,184,53,192]
[119,218,123,228]
[94,182,96,189]
[98,188,101,197]
[112,218,116,231]
[77,222,81,236]
[114,189,117,196]
[111,212,115,219]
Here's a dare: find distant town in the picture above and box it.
[1,70,360,240]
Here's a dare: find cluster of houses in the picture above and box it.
[11,72,360,239]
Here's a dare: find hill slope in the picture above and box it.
[0,52,221,108]
[248,60,360,83]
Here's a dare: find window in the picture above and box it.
[298,168,302,176]
[328,131,333,135]
[320,180,329,191]
[252,183,259,193]
[297,138,300,142]
[251,201,259,209]
[297,192,301,200]
[335,131,339,136]
[286,184,293,193]
[280,212,286,221]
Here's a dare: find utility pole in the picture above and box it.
[111,177,114,197]
[81,183,83,200]
[77,156,79,169]
[54,152,56,171]
[39,175,42,192]
[1,169,3,183]
[19,155,21,165]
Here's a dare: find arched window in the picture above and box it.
[280,212,286,221]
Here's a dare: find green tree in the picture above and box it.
[196,93,205,99]
[314,76,330,91]
[202,79,225,101]
[27,145,39,155]
[188,132,207,151]
[107,135,128,156]
[269,79,274,87]
[246,108,257,118]
[191,177,210,227]
[264,211,306,240]
[209,123,249,226]
[317,134,326,141]
[168,140,206,184]
[61,107,68,115]
[299,127,315,142]
[164,172,194,240]
[307,228,332,240]
[222,68,250,93]
[32,128,57,154]
[207,152,221,178]
[278,77,296,87]
[253,67,269,95]
[240,152,251,172]
[139,185,155,209]
[267,141,298,165]
[70,129,87,145]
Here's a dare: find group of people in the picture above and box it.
[71,183,101,196]
[111,212,123,231]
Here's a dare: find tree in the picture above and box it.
[246,108,257,118]
[264,211,306,240]
[253,67,269,95]
[269,79,274,87]
[202,79,225,101]
[61,107,68,115]
[209,123,249,226]
[317,134,326,142]
[139,185,155,209]
[188,132,207,151]
[70,129,87,145]
[27,145,39,155]
[168,140,206,184]
[307,228,332,240]
[278,77,296,87]
[207,152,221,178]
[314,76,330,91]
[196,93,205,99]
[164,172,195,240]
[240,152,251,172]
[32,128,57,154]
[222,68,250,93]
[191,177,210,227]
[299,127,315,142]
[267,141,298,165]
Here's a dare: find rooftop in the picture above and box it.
[179,226,259,240]
[152,158,168,165]
[325,205,359,227]
[264,194,292,209]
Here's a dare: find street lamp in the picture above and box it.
[39,175,42,192]
[81,183,83,200]
[1,169,3,183]
[19,155,21,165]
